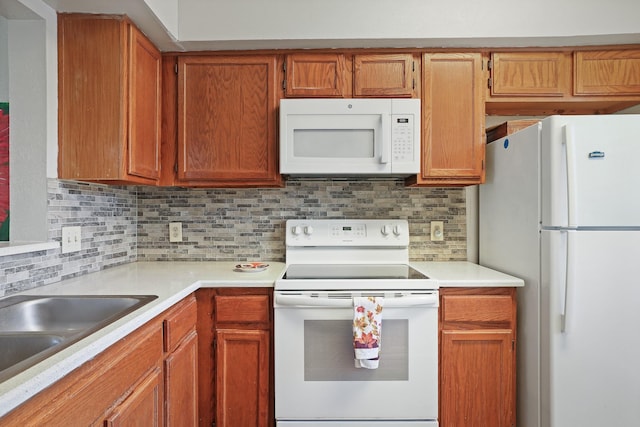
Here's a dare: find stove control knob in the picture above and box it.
[381,225,391,236]
[291,225,303,236]
[304,226,314,236]
[393,225,403,236]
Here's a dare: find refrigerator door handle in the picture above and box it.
[559,230,569,333]
[562,125,578,228]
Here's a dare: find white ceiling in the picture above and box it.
[17,0,640,52]
[0,0,42,19]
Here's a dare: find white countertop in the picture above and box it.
[412,261,524,287]
[0,259,522,417]
[0,261,286,418]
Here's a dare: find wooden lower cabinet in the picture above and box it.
[0,294,198,427]
[163,296,199,426]
[104,367,163,427]
[0,320,164,426]
[439,287,517,427]
[196,288,273,427]
[164,332,198,426]
[216,329,270,427]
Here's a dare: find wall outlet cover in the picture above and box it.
[61,226,81,253]
[430,221,444,242]
[169,222,183,242]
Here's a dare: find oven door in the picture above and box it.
[274,290,439,425]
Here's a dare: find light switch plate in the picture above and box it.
[430,221,444,242]
[169,222,183,242]
[61,226,81,253]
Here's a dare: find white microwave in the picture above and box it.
[279,98,420,176]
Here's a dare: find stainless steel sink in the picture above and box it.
[0,295,157,383]
[0,333,66,372]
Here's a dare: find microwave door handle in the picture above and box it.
[275,293,439,308]
[380,114,391,164]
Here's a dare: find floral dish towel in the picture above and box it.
[353,296,384,369]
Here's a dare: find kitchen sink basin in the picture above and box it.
[0,295,157,383]
[0,295,157,332]
[0,333,66,373]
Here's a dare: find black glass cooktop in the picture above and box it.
[283,264,429,280]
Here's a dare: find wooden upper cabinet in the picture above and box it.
[353,54,417,97]
[486,49,640,115]
[284,52,418,98]
[284,53,350,97]
[574,49,640,95]
[176,55,282,187]
[408,53,485,186]
[490,51,571,97]
[128,27,162,180]
[58,14,161,184]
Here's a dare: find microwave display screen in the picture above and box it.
[396,118,409,123]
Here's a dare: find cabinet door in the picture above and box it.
[490,52,571,97]
[104,367,163,427]
[164,331,198,427]
[285,53,350,97]
[216,329,270,427]
[58,15,160,185]
[353,54,416,97]
[440,330,515,427]
[128,24,161,180]
[58,16,126,181]
[177,55,281,186]
[574,50,640,95]
[411,53,484,185]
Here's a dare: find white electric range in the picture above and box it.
[274,219,439,427]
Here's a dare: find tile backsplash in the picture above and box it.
[0,180,137,296]
[0,178,466,295]
[137,179,467,262]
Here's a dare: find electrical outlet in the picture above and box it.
[430,221,444,242]
[61,226,81,253]
[169,222,183,242]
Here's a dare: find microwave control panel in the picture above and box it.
[391,115,415,163]
[389,98,420,174]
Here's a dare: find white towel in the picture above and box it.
[353,296,384,369]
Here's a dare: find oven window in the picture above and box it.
[303,319,408,381]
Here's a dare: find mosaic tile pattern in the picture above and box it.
[137,179,467,262]
[0,179,137,296]
[0,178,466,295]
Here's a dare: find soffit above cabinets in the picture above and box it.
[36,0,640,53]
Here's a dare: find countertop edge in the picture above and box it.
[0,261,286,418]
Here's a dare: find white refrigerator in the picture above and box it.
[479,115,640,427]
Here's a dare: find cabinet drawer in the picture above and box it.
[441,294,513,324]
[163,295,197,352]
[215,295,270,324]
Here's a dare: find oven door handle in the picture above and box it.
[274,293,439,308]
